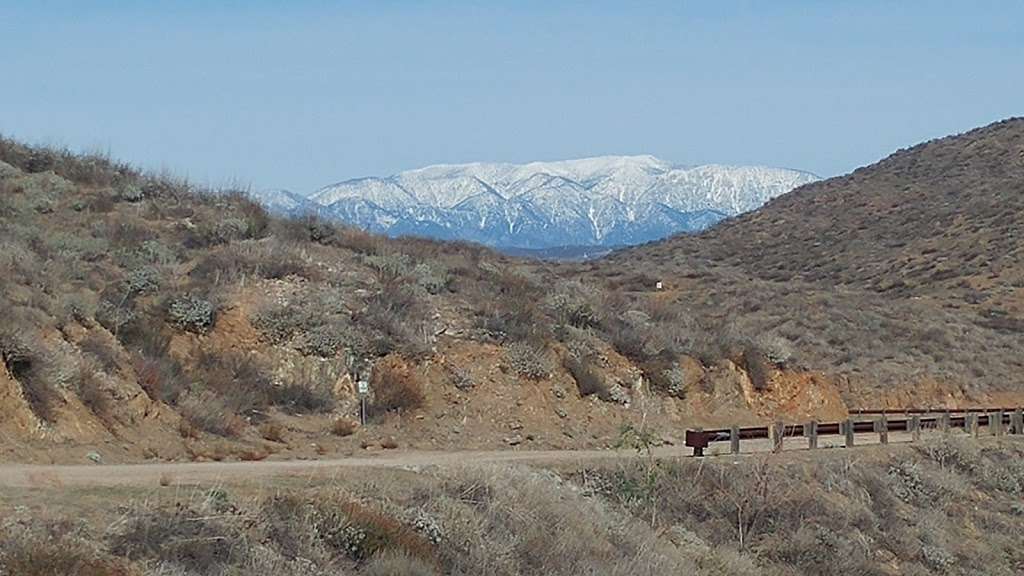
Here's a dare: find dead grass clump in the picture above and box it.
[130,338,188,405]
[195,350,275,419]
[318,499,436,565]
[179,392,245,437]
[0,330,63,422]
[430,465,697,576]
[363,551,439,576]
[369,356,425,417]
[238,446,271,461]
[741,348,772,391]
[108,505,241,574]
[360,282,433,358]
[189,241,316,286]
[563,354,610,399]
[472,268,548,343]
[273,360,338,414]
[1,530,132,576]
[260,421,287,443]
[78,331,122,374]
[331,418,358,437]
[76,364,117,429]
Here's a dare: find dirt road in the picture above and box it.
[0,446,695,489]
[0,427,968,489]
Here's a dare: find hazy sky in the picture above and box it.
[1,1,1021,192]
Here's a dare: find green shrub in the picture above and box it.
[546,281,601,328]
[123,266,160,295]
[168,294,216,333]
[297,321,357,358]
[251,290,360,358]
[96,298,137,335]
[43,232,109,261]
[116,182,144,202]
[412,262,452,295]
[506,342,551,380]
[363,252,413,284]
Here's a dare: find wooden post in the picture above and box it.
[992,410,1004,436]
[844,419,855,448]
[1012,409,1024,435]
[910,415,921,442]
[730,425,741,455]
[877,416,889,445]
[966,413,978,437]
[806,421,819,450]
[940,411,951,434]
[772,420,784,453]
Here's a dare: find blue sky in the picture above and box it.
[1,1,1021,192]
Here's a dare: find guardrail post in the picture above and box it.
[844,419,855,448]
[730,425,740,455]
[1012,409,1024,435]
[806,421,818,449]
[690,427,704,457]
[992,410,1004,436]
[771,421,784,453]
[910,415,921,442]
[877,416,888,445]
[966,413,979,437]
[940,411,951,434]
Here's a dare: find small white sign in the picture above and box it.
[357,380,369,395]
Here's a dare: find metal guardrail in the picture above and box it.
[685,407,1024,457]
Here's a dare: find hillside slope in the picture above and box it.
[587,118,1024,400]
[1,119,1022,463]
[628,118,1024,307]
[1,139,826,463]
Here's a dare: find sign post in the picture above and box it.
[357,379,369,426]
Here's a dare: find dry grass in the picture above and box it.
[331,417,358,437]
[6,441,1024,575]
[369,355,425,418]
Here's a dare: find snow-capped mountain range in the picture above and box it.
[253,156,817,250]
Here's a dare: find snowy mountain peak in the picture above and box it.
[254,156,818,251]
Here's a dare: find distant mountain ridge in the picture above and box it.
[253,156,818,249]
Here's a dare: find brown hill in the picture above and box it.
[1,119,1022,462]
[2,137,824,462]
[584,118,1024,401]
